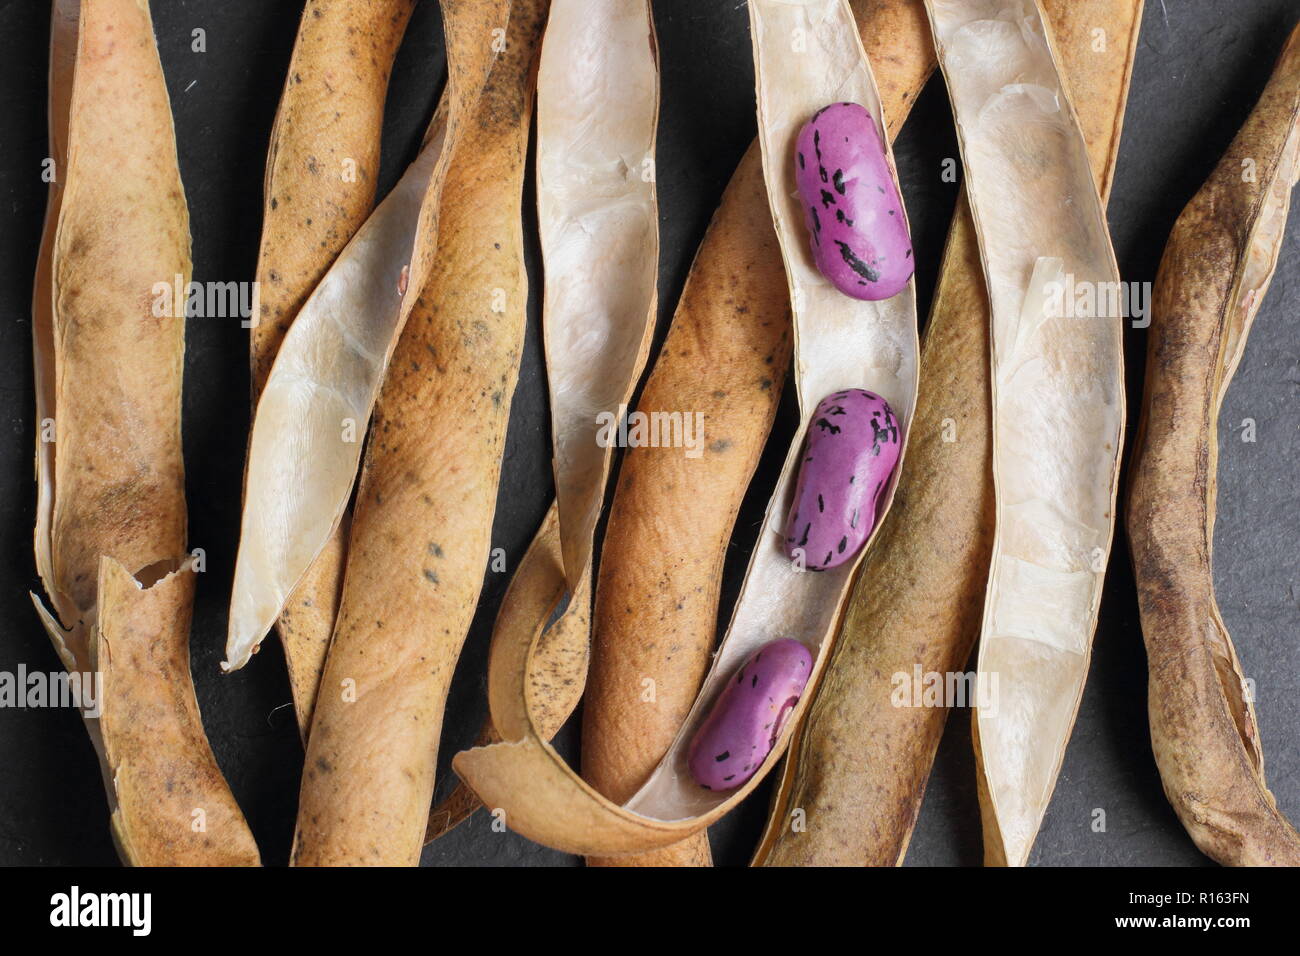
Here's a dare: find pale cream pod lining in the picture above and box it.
[538,0,660,585]
[926,0,1125,866]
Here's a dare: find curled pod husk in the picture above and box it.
[252,0,417,737]
[31,0,257,866]
[538,0,661,586]
[1127,22,1300,867]
[583,0,935,868]
[925,0,1126,866]
[292,0,550,867]
[452,0,919,856]
[426,505,592,844]
[755,0,1142,868]
[224,0,508,674]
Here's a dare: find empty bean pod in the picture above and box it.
[687,639,814,791]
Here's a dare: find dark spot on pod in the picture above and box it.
[817,494,824,513]
[797,151,805,169]
[850,508,859,529]
[837,536,848,554]
[798,523,811,547]
[832,168,846,195]
[810,206,822,239]
[824,551,833,566]
[715,751,730,762]
[820,189,835,208]
[751,674,758,688]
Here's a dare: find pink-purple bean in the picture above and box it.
[687,639,814,791]
[784,388,901,571]
[795,102,913,300]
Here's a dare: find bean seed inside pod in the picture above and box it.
[795,102,913,300]
[686,638,814,791]
[785,388,901,571]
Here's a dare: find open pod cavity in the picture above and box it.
[1127,21,1300,866]
[925,0,1125,866]
[452,0,919,855]
[225,0,508,673]
[538,0,661,585]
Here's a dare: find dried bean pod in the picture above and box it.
[1128,21,1300,867]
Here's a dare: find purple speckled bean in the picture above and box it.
[784,389,901,571]
[795,102,913,300]
[687,639,813,791]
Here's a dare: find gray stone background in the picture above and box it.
[0,0,1295,866]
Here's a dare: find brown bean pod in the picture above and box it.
[32,0,258,866]
[292,0,545,867]
[1127,21,1300,867]
[251,0,416,737]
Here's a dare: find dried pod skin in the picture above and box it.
[687,640,813,791]
[425,510,592,845]
[796,104,914,299]
[784,390,901,570]
[580,0,934,868]
[226,0,506,674]
[253,0,417,738]
[1128,22,1300,867]
[32,0,258,866]
[95,560,260,867]
[754,0,1142,869]
[292,0,547,867]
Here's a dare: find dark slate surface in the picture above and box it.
[0,0,1296,867]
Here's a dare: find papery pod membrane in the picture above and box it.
[32,0,257,866]
[583,0,935,868]
[452,0,920,856]
[426,505,592,844]
[224,0,508,674]
[1127,22,1300,866]
[538,0,660,586]
[755,0,1141,868]
[925,0,1125,866]
[252,0,418,737]
[293,0,549,867]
